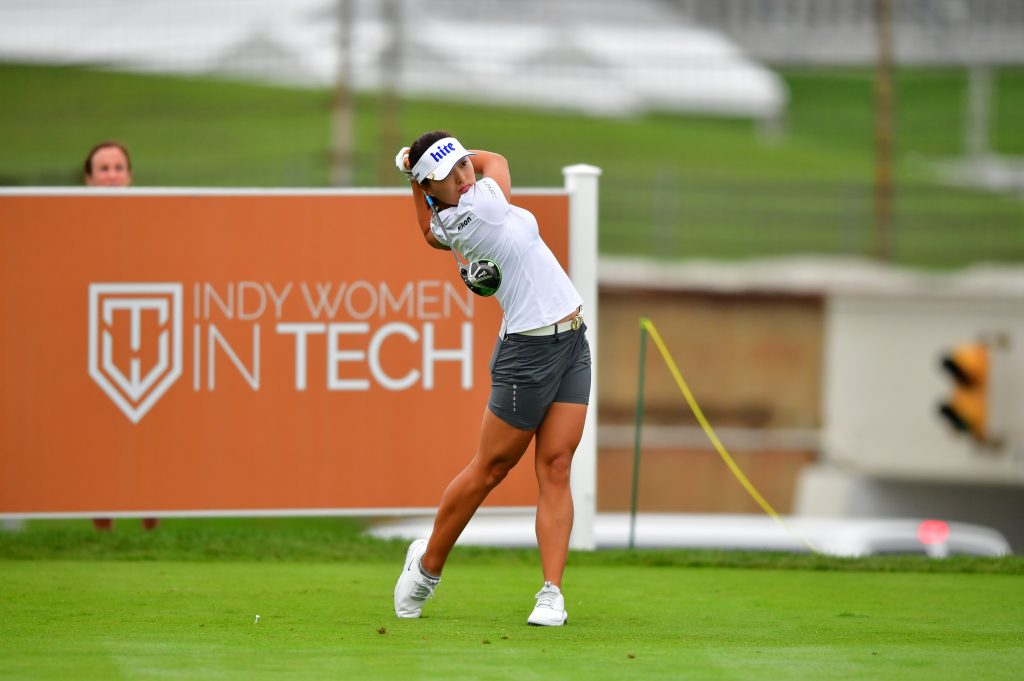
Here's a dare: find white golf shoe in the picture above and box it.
[527,581,568,626]
[393,539,440,618]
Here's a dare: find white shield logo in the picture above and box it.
[88,283,183,423]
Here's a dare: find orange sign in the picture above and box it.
[0,191,570,515]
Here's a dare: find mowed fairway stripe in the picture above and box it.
[0,560,1021,680]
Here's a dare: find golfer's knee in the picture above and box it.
[479,456,516,489]
[538,450,572,487]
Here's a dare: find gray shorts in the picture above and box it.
[487,323,591,431]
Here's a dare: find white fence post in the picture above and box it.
[563,164,602,551]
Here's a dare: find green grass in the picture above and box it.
[1,63,1022,267]
[3,518,1023,574]
[1,519,1022,679]
[2,562,1023,681]
[0,64,332,187]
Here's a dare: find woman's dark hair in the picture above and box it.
[408,130,453,185]
[83,140,132,177]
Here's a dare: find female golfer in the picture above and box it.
[392,131,590,626]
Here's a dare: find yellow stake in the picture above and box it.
[640,317,821,554]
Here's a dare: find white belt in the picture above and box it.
[517,310,584,336]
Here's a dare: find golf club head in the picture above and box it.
[460,259,501,297]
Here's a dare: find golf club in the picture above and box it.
[425,195,502,297]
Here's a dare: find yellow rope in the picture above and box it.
[640,317,820,554]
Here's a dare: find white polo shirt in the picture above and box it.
[431,177,583,334]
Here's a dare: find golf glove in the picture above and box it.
[395,146,413,180]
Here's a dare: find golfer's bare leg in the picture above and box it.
[533,402,587,587]
[421,408,535,575]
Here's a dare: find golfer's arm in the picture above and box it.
[409,180,450,250]
[469,150,511,202]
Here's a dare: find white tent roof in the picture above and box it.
[0,0,785,119]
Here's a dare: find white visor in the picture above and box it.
[410,137,475,184]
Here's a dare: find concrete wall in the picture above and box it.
[595,261,1024,544]
[818,292,1024,483]
[795,288,1024,549]
[596,285,824,512]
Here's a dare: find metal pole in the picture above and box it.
[377,0,404,184]
[330,0,354,187]
[872,0,894,261]
[965,66,993,160]
[629,320,649,550]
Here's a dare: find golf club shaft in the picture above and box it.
[426,196,468,269]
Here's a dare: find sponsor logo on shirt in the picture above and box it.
[456,215,472,231]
